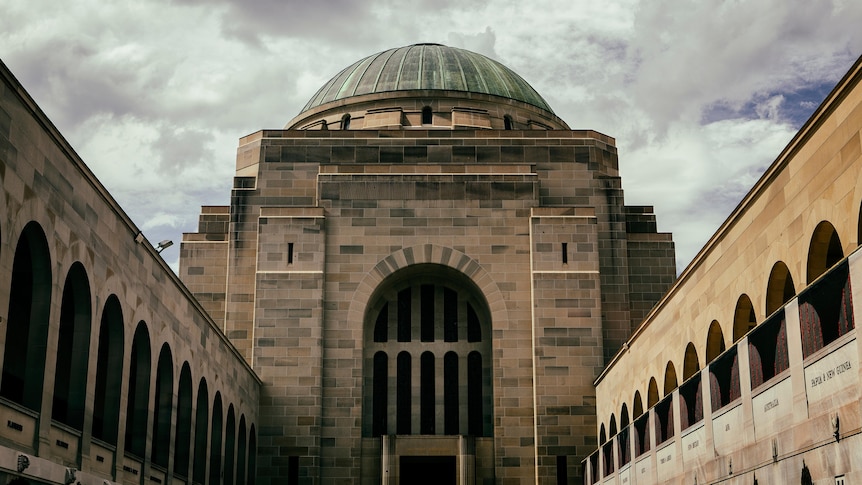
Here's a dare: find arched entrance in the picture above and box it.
[362,263,493,484]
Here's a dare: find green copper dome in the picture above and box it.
[301,43,554,114]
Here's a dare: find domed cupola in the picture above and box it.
[286,43,568,131]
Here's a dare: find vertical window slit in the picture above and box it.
[287,242,294,264]
[562,242,568,264]
[420,352,435,434]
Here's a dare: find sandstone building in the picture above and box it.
[583,56,862,484]
[178,44,676,485]
[0,61,260,485]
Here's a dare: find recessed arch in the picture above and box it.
[609,415,617,437]
[599,424,607,444]
[341,113,351,130]
[174,363,194,478]
[93,295,124,444]
[248,425,257,485]
[632,391,644,418]
[125,321,151,458]
[620,403,630,429]
[237,415,247,485]
[732,294,757,343]
[209,392,223,485]
[766,261,796,316]
[682,343,700,381]
[1,221,52,411]
[52,262,92,430]
[152,343,174,468]
[807,220,844,284]
[363,262,493,438]
[663,361,678,396]
[224,404,236,485]
[647,378,659,408]
[193,378,209,484]
[705,320,726,363]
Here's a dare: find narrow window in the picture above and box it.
[397,352,411,434]
[342,114,351,130]
[467,304,481,343]
[504,115,513,130]
[373,352,388,436]
[288,456,299,485]
[444,352,459,434]
[374,304,388,343]
[422,106,433,125]
[468,351,483,436]
[320,120,328,130]
[556,456,568,485]
[287,242,294,264]
[421,284,434,342]
[398,289,411,342]
[443,287,458,342]
[562,242,568,264]
[420,352,435,434]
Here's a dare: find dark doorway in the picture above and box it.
[400,456,456,485]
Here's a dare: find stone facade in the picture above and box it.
[181,44,676,485]
[0,60,260,485]
[587,56,862,484]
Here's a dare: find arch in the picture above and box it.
[224,404,236,485]
[174,363,194,478]
[682,343,700,381]
[361,260,494,438]
[125,322,151,457]
[52,262,92,430]
[647,378,659,408]
[341,113,351,130]
[422,106,433,125]
[348,244,508,342]
[609,415,617,437]
[237,415,247,485]
[93,295,124,444]
[504,115,513,130]
[248,425,257,485]
[732,294,757,343]
[151,343,173,467]
[663,361,677,396]
[807,220,844,283]
[632,391,644,418]
[209,392,223,485]
[193,378,209,484]
[620,403,630,429]
[599,424,607,444]
[1,221,52,411]
[766,261,796,315]
[705,320,726,363]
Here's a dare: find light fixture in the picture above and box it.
[156,240,174,253]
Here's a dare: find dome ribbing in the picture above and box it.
[300,43,554,114]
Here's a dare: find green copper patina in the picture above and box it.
[301,43,554,114]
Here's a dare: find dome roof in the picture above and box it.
[300,43,554,114]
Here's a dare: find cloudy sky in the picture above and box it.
[2,0,861,273]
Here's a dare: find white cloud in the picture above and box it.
[2,0,861,276]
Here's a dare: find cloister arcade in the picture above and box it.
[1,61,260,485]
